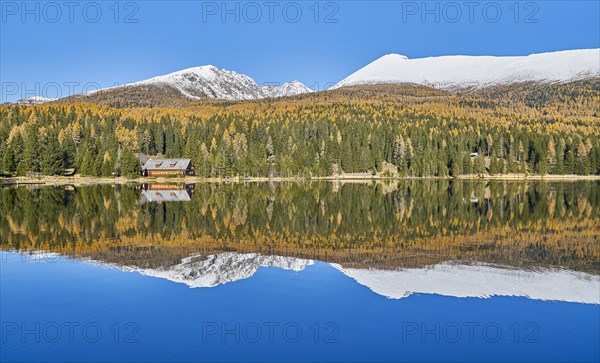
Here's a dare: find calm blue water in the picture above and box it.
[1,251,599,363]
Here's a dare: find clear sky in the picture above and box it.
[1,0,599,102]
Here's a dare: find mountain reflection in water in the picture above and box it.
[40,251,592,304]
[0,180,600,280]
[2,180,599,363]
[2,181,598,271]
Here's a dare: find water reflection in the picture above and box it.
[68,251,598,304]
[139,183,194,204]
[1,180,598,273]
[122,252,314,288]
[333,262,600,304]
[2,182,599,362]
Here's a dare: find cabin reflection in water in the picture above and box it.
[140,183,195,204]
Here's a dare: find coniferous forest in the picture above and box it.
[1,81,599,178]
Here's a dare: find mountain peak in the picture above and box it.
[380,54,409,61]
[267,80,314,97]
[82,65,313,102]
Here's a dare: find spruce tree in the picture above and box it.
[1,146,15,175]
[120,147,140,178]
[41,132,64,175]
[62,136,76,170]
[79,148,93,176]
[17,126,39,176]
[474,153,486,176]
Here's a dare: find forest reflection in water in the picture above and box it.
[0,180,598,275]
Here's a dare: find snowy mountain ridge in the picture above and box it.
[13,96,58,105]
[94,65,314,101]
[124,252,314,288]
[129,253,600,303]
[119,251,599,304]
[333,49,600,90]
[16,250,600,304]
[8,49,600,104]
[332,262,600,304]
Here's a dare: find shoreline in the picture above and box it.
[1,174,599,186]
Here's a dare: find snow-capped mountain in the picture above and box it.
[264,80,314,98]
[89,65,313,101]
[123,252,314,288]
[7,49,600,105]
[12,96,57,105]
[130,253,600,303]
[334,49,600,90]
[16,250,600,303]
[332,262,600,304]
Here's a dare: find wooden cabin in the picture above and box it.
[141,158,194,177]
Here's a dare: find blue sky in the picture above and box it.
[1,1,599,102]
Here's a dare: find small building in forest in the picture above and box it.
[136,153,149,165]
[141,158,194,177]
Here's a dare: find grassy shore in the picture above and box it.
[1,173,599,186]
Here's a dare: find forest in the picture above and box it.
[1,81,599,178]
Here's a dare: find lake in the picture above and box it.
[1,180,599,362]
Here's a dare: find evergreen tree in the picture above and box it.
[40,131,64,175]
[17,126,39,176]
[79,147,93,176]
[119,147,141,178]
[474,153,486,176]
[547,137,556,174]
[1,145,15,175]
[62,136,76,170]
[489,157,501,175]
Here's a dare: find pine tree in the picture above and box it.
[576,141,590,175]
[79,147,93,176]
[119,147,140,178]
[120,147,142,178]
[93,154,103,176]
[489,157,500,175]
[2,145,15,175]
[100,152,114,177]
[537,155,548,175]
[555,138,566,174]
[450,151,462,177]
[474,153,486,176]
[17,127,39,176]
[62,136,76,170]
[547,137,556,174]
[41,131,64,175]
